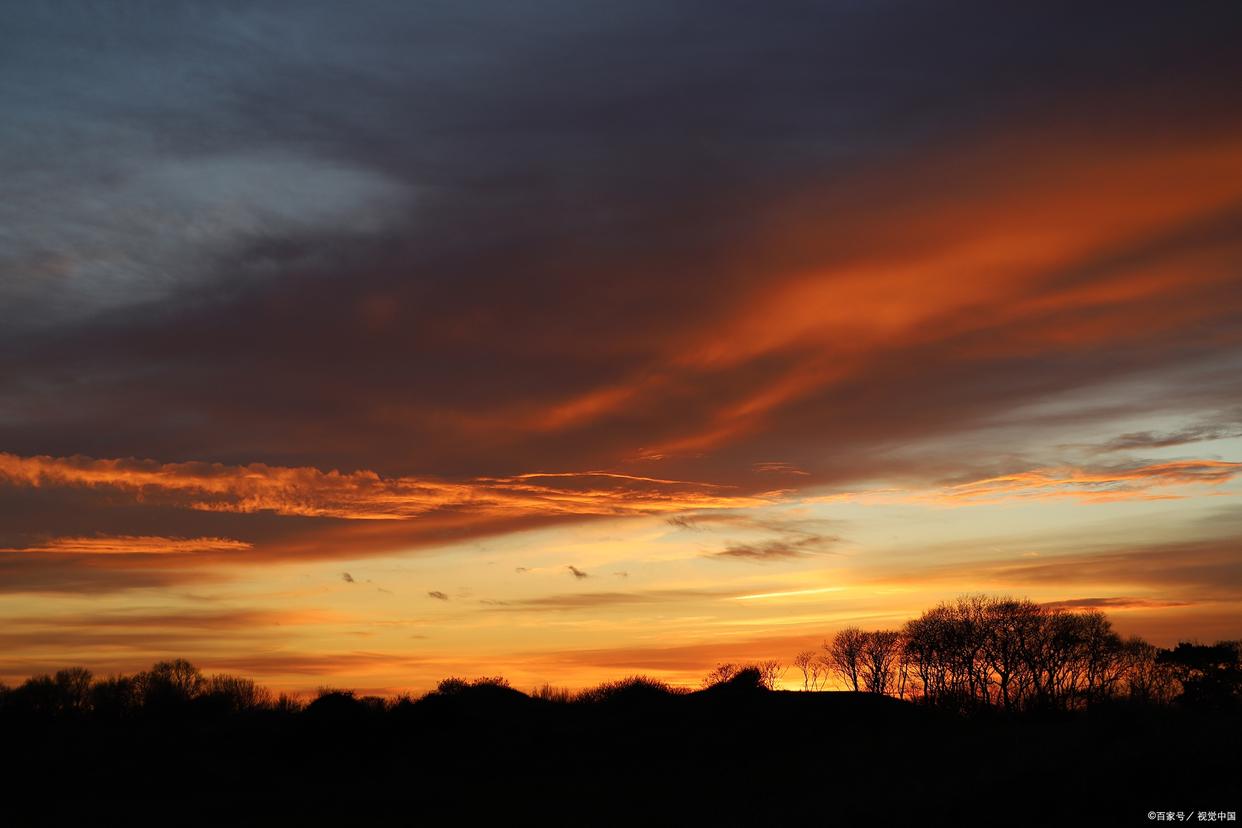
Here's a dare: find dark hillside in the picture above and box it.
[4,680,1236,826]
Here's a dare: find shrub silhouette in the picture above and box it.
[426,676,526,709]
[434,676,512,695]
[702,666,766,694]
[702,663,778,691]
[576,675,679,704]
[305,688,367,725]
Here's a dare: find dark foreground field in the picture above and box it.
[4,682,1237,826]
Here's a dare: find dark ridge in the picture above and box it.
[2,599,1238,824]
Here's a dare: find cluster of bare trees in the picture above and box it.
[0,659,289,718]
[807,596,1197,711]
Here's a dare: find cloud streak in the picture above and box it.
[0,452,765,521]
[1,535,252,555]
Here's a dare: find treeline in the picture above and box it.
[799,595,1241,712]
[2,595,1238,721]
[0,658,300,719]
[0,662,700,721]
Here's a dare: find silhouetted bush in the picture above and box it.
[702,662,780,691]
[703,666,767,694]
[433,676,512,695]
[305,688,367,725]
[576,675,680,704]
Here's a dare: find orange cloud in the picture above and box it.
[1040,597,1193,611]
[465,128,1242,462]
[939,460,1242,504]
[0,451,769,523]
[5,536,252,555]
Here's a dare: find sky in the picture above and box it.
[2,1,1241,694]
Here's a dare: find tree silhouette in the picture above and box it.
[139,658,205,710]
[54,667,93,715]
[756,660,786,690]
[825,627,866,691]
[793,649,828,691]
[859,631,902,695]
[702,663,741,688]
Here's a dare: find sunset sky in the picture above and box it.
[2,2,1241,694]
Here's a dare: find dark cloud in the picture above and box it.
[341,572,355,584]
[3,1,1241,478]
[711,536,838,562]
[879,535,1242,607]
[0,552,220,595]
[480,589,719,612]
[673,512,841,562]
[1041,597,1194,611]
[1093,414,1242,453]
[427,591,449,601]
[0,2,1240,622]
[567,565,589,580]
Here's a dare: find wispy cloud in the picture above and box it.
[669,511,840,561]
[2,535,252,555]
[711,537,837,562]
[752,462,809,476]
[1091,416,1242,453]
[480,589,719,612]
[0,452,767,521]
[734,586,845,601]
[813,460,1242,507]
[940,460,1242,503]
[1040,597,1193,611]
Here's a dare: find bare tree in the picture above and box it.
[139,658,205,708]
[793,650,828,691]
[859,631,903,695]
[205,674,274,713]
[1121,637,1180,705]
[702,663,741,688]
[54,667,93,714]
[825,627,867,691]
[756,660,786,690]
